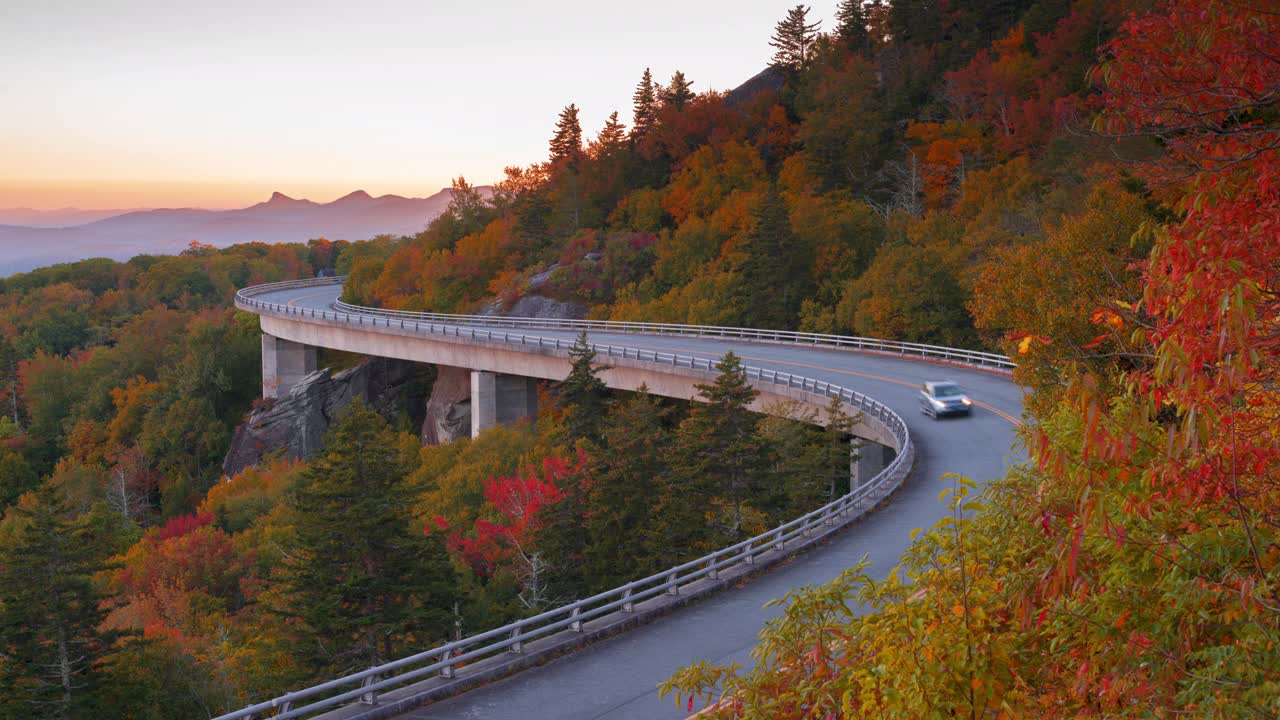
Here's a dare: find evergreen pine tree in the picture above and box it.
[662,71,695,111]
[548,104,584,165]
[835,0,872,54]
[557,331,609,445]
[739,186,809,329]
[0,489,125,719]
[770,5,822,72]
[757,410,822,517]
[585,387,670,589]
[670,352,768,547]
[271,400,456,675]
[818,394,858,502]
[631,68,659,140]
[593,111,627,158]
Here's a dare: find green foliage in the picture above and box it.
[737,186,809,329]
[0,488,129,720]
[585,387,670,588]
[667,352,770,551]
[557,331,609,445]
[0,447,38,507]
[270,401,457,674]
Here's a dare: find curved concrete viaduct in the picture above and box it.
[229,279,1023,720]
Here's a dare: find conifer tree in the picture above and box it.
[835,0,872,54]
[818,394,857,501]
[593,111,627,159]
[585,386,670,588]
[271,400,456,675]
[670,352,768,547]
[739,186,809,329]
[770,5,822,72]
[631,68,659,140]
[557,331,609,445]
[662,71,695,111]
[0,489,125,719]
[548,104,583,165]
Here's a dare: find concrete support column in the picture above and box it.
[262,334,317,399]
[471,371,538,437]
[851,440,896,488]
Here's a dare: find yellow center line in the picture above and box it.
[286,290,338,307]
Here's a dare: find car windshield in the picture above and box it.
[932,383,963,398]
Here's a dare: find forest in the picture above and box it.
[1,0,1276,716]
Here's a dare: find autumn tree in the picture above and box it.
[426,176,494,249]
[271,401,456,675]
[666,2,1280,717]
[769,5,821,72]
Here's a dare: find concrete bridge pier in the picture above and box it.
[262,334,317,399]
[471,371,538,437]
[852,440,896,488]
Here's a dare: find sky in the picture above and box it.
[0,0,826,210]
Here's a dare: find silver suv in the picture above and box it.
[919,381,973,419]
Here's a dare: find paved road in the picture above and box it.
[251,284,1024,720]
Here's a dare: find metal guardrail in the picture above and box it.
[236,277,1015,373]
[219,277,996,720]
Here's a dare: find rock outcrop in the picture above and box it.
[420,364,471,445]
[223,358,418,477]
[477,293,587,320]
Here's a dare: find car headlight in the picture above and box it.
[931,398,945,407]
[961,398,972,406]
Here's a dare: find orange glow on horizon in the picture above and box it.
[0,179,463,211]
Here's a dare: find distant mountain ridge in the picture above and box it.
[0,187,488,277]
[0,206,149,227]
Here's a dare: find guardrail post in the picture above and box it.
[509,627,524,654]
[741,546,755,565]
[705,558,718,579]
[570,607,583,632]
[439,651,455,679]
[666,572,679,596]
[359,672,380,705]
[622,587,635,613]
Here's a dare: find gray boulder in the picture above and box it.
[222,357,416,477]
